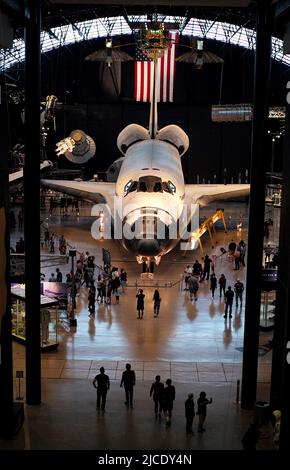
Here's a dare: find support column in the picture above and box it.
[24,0,41,405]
[0,82,14,437]
[241,0,272,409]
[271,100,290,448]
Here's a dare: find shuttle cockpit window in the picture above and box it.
[124,180,138,195]
[153,182,162,192]
[137,176,162,193]
[136,176,175,194]
[168,180,176,194]
[139,181,147,192]
[162,182,171,193]
[162,181,176,194]
[124,180,133,193]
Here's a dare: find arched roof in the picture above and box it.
[0,14,289,71]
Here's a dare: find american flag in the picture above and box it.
[134,31,178,103]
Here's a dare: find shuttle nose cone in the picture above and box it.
[136,239,160,256]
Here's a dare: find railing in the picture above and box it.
[127,277,183,289]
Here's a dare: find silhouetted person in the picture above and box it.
[224,286,234,318]
[218,274,226,297]
[238,240,246,267]
[234,279,244,308]
[153,290,161,317]
[150,375,164,418]
[197,391,212,433]
[136,289,145,319]
[202,255,212,281]
[56,268,62,282]
[120,363,136,408]
[210,273,217,298]
[185,393,195,434]
[242,424,259,450]
[93,366,110,411]
[88,285,96,316]
[16,236,25,253]
[120,268,127,292]
[162,378,176,426]
[193,260,202,277]
[188,275,199,301]
[228,240,236,254]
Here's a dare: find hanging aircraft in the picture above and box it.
[41,61,250,270]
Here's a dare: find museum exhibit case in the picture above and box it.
[11,285,59,351]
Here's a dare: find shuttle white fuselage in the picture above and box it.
[115,127,188,258]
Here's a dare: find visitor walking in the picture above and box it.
[153,290,161,317]
[197,391,212,433]
[210,273,217,298]
[136,289,145,319]
[162,379,176,426]
[188,275,199,301]
[218,274,226,298]
[120,363,136,408]
[185,393,195,434]
[93,367,110,412]
[224,286,234,318]
[234,279,244,308]
[150,375,164,419]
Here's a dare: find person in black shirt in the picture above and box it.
[234,279,244,308]
[93,367,110,411]
[210,273,217,298]
[150,375,164,418]
[153,290,161,317]
[88,284,96,316]
[120,268,127,292]
[56,268,62,282]
[228,240,237,254]
[162,379,176,426]
[218,274,227,298]
[120,363,136,408]
[185,393,195,434]
[136,289,145,319]
[197,391,212,432]
[224,286,234,318]
[202,255,212,281]
[192,260,202,278]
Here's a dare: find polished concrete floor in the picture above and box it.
[4,200,277,451]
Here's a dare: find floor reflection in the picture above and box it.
[10,201,274,363]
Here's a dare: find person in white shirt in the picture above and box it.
[184,265,193,290]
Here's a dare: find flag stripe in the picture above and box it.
[156,59,160,102]
[134,31,178,103]
[136,62,140,101]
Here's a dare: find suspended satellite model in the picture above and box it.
[176,39,224,69]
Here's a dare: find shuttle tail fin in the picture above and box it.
[149,59,158,139]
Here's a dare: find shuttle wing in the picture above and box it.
[184,184,250,207]
[40,179,115,209]
[9,161,53,185]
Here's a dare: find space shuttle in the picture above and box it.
[41,60,250,269]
